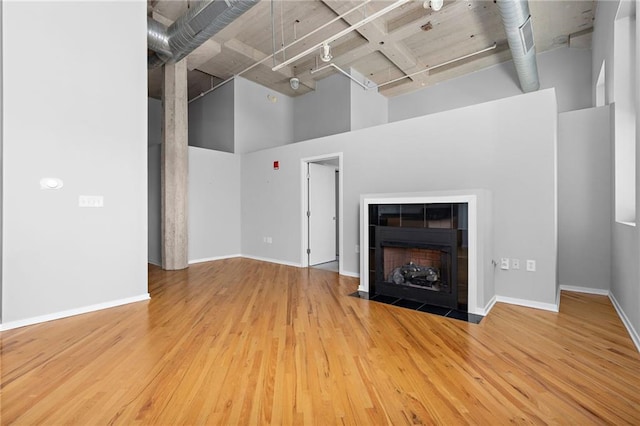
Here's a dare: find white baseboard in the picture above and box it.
[559,285,610,296]
[0,294,150,332]
[148,259,161,267]
[340,270,360,278]
[609,293,640,353]
[476,295,496,316]
[240,255,302,268]
[189,254,241,264]
[495,295,559,313]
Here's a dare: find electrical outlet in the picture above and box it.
[526,259,536,272]
[512,259,520,270]
[500,258,509,270]
[267,237,273,244]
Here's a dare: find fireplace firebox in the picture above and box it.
[376,227,458,308]
[368,203,468,310]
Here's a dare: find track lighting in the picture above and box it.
[424,0,443,11]
[320,43,333,62]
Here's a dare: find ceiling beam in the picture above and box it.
[321,0,429,86]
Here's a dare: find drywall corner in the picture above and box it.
[292,73,350,142]
[234,77,294,153]
[349,68,388,131]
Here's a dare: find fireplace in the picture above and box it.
[368,203,468,310]
[360,191,491,316]
[376,227,458,308]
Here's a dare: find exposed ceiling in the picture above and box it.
[147,0,595,101]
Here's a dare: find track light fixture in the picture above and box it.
[424,0,443,11]
[320,43,333,62]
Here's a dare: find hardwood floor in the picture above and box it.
[2,258,639,424]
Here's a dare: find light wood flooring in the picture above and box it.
[1,258,640,424]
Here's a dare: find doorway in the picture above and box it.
[301,153,343,274]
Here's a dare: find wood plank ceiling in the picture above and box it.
[147,0,596,101]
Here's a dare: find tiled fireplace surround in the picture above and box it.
[359,190,493,316]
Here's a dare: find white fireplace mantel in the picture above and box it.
[359,190,493,316]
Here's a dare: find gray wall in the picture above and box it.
[2,1,148,324]
[189,81,234,153]
[148,102,242,264]
[148,99,162,265]
[242,89,558,308]
[235,77,294,154]
[558,106,612,291]
[350,68,388,131]
[389,46,592,122]
[149,98,162,146]
[293,73,351,143]
[188,147,241,261]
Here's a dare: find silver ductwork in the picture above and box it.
[148,0,258,69]
[147,18,171,58]
[496,0,540,93]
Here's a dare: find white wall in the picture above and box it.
[235,77,294,154]
[0,0,3,323]
[614,15,637,223]
[558,106,612,291]
[389,47,592,122]
[188,147,241,262]
[1,1,148,325]
[593,0,620,105]
[189,81,234,153]
[350,68,388,131]
[592,0,640,349]
[293,73,350,143]
[242,89,558,308]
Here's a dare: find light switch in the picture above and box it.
[79,195,104,208]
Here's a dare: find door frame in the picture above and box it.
[300,152,344,274]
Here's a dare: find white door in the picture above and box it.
[308,163,336,265]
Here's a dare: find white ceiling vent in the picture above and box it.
[519,15,535,55]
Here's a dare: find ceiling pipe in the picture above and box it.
[376,42,498,89]
[496,0,539,92]
[311,63,373,90]
[148,0,258,69]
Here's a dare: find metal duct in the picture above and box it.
[147,0,258,69]
[496,0,540,92]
